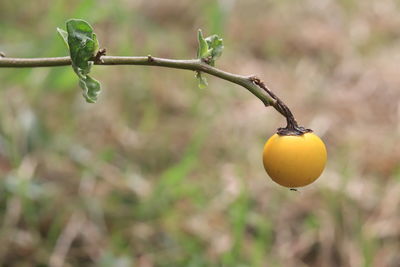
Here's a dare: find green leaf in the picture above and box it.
[205,34,224,62]
[57,28,69,48]
[195,30,224,88]
[92,33,99,54]
[195,71,208,89]
[79,75,101,103]
[66,18,98,74]
[58,19,101,103]
[196,30,224,66]
[197,29,211,59]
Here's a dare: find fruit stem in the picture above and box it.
[250,77,311,136]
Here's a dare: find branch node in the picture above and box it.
[249,76,267,91]
[248,75,259,82]
[93,48,106,64]
[147,55,154,62]
[202,56,212,65]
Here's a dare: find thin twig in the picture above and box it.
[0,55,278,112]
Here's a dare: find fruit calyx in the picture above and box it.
[274,98,312,136]
[277,125,312,136]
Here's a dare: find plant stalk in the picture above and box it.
[0,55,305,133]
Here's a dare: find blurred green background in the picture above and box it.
[1,0,400,266]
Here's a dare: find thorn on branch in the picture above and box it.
[93,48,106,64]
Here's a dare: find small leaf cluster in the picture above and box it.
[56,19,225,100]
[196,30,224,88]
[58,19,101,103]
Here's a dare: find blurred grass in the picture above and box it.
[1,0,400,266]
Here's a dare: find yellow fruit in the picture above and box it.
[262,132,327,188]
